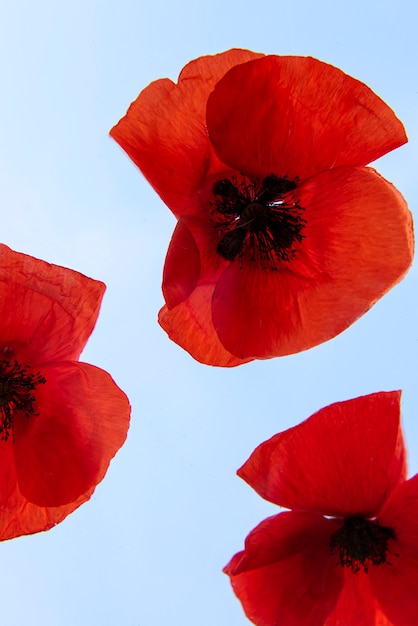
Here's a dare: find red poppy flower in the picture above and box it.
[0,244,130,540]
[111,50,413,367]
[224,391,418,625]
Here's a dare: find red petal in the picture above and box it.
[370,475,418,625]
[207,55,407,182]
[163,214,232,309]
[0,457,97,541]
[211,166,413,359]
[13,361,130,507]
[326,570,393,626]
[110,49,263,217]
[162,219,201,309]
[238,391,406,517]
[0,423,104,541]
[224,511,343,626]
[158,286,250,367]
[0,244,105,363]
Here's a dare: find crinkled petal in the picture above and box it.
[158,286,250,367]
[211,166,413,360]
[13,361,130,507]
[110,49,263,217]
[207,55,407,182]
[369,475,418,625]
[238,391,406,517]
[224,511,343,626]
[0,244,105,363]
[325,570,393,626]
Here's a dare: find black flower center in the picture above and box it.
[330,516,397,574]
[211,174,306,268]
[0,360,46,441]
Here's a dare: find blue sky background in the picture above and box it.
[0,0,417,624]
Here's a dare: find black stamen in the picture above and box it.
[0,360,46,441]
[212,174,306,268]
[257,175,297,203]
[330,516,397,574]
[217,228,247,261]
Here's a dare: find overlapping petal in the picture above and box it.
[162,208,237,308]
[238,392,405,517]
[211,166,413,359]
[0,493,97,543]
[110,49,263,217]
[112,50,413,365]
[207,55,407,182]
[225,511,343,626]
[158,285,250,367]
[13,362,130,507]
[325,570,393,626]
[0,244,105,363]
[162,220,201,309]
[0,246,131,539]
[161,166,413,361]
[370,475,418,625]
[226,393,416,624]
[0,436,96,541]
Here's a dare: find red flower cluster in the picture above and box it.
[225,392,418,626]
[0,245,130,540]
[111,49,413,366]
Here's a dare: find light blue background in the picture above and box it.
[0,0,417,624]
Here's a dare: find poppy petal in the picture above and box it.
[238,391,406,517]
[0,484,96,541]
[211,166,413,360]
[206,55,407,182]
[0,244,105,363]
[0,422,99,541]
[325,570,392,626]
[224,511,343,626]
[162,219,201,309]
[110,49,263,217]
[158,286,250,367]
[162,215,231,309]
[13,361,130,507]
[370,475,418,625]
[0,439,22,509]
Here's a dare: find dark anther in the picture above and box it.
[330,516,396,574]
[258,175,297,203]
[213,178,238,197]
[0,360,46,441]
[212,173,305,268]
[217,228,247,261]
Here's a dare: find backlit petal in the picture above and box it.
[224,511,343,626]
[370,475,418,625]
[0,432,97,540]
[162,219,201,309]
[0,489,95,541]
[110,49,263,217]
[207,55,407,182]
[13,361,130,507]
[238,391,406,516]
[162,215,229,309]
[211,166,413,360]
[158,286,250,367]
[0,244,105,363]
[325,570,393,626]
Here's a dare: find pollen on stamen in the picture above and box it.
[0,360,46,441]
